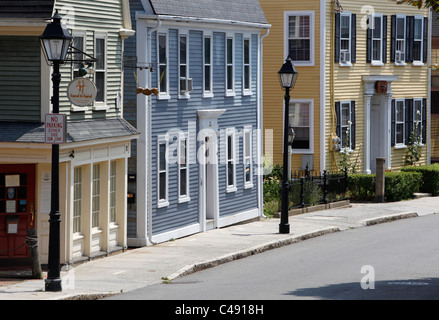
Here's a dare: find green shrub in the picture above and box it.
[348,171,422,202]
[384,171,421,201]
[348,174,376,201]
[401,164,439,196]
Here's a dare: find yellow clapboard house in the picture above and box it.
[260,0,430,175]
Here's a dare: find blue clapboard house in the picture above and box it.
[124,0,270,246]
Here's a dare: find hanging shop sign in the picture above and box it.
[67,77,97,107]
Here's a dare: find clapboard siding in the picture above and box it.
[0,36,41,122]
[323,0,429,172]
[145,26,260,234]
[55,0,125,121]
[260,0,322,171]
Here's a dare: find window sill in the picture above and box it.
[291,150,314,155]
[371,61,384,67]
[71,106,89,112]
[178,93,191,100]
[339,62,352,67]
[203,92,214,99]
[290,61,314,67]
[226,186,237,193]
[93,105,109,111]
[157,94,171,100]
[178,196,191,204]
[242,90,252,96]
[394,62,407,66]
[157,200,169,208]
[412,61,425,67]
[393,144,407,149]
[244,182,254,189]
[225,91,236,98]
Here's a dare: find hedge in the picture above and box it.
[348,171,422,202]
[401,164,439,196]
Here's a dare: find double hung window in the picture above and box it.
[226,36,235,95]
[285,11,314,66]
[157,33,169,98]
[95,35,107,106]
[367,14,387,65]
[289,100,313,153]
[203,35,213,97]
[243,38,251,94]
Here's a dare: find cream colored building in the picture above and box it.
[0,0,137,268]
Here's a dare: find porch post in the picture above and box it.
[364,94,372,174]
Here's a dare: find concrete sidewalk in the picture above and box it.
[1,197,438,300]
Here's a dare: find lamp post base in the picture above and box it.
[279,223,290,234]
[45,278,62,292]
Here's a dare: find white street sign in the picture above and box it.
[45,113,66,144]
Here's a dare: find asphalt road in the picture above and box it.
[107,213,439,300]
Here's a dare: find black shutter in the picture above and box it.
[391,99,396,146]
[406,16,414,63]
[351,14,357,63]
[366,18,372,63]
[423,17,428,63]
[422,98,427,144]
[405,99,413,145]
[335,13,340,63]
[335,101,341,139]
[383,15,388,63]
[390,15,396,63]
[350,101,356,150]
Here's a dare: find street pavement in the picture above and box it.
[0,196,438,300]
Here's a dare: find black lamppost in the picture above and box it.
[278,57,298,234]
[40,10,72,292]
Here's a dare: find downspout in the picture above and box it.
[146,17,161,245]
[259,27,270,218]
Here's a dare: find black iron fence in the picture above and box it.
[288,166,348,209]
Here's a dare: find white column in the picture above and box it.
[364,94,372,174]
[385,93,393,170]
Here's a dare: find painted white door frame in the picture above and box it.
[362,75,398,174]
[197,109,226,231]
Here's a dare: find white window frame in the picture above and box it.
[203,32,214,98]
[71,30,88,112]
[284,11,315,66]
[109,160,117,223]
[226,128,237,193]
[225,35,235,97]
[94,32,108,110]
[242,36,252,95]
[395,99,406,147]
[370,13,384,66]
[92,163,100,229]
[157,135,169,208]
[413,98,423,143]
[413,15,424,66]
[340,100,353,151]
[395,14,407,66]
[288,99,314,154]
[339,12,352,66]
[157,31,170,100]
[178,31,190,99]
[243,126,253,188]
[73,166,82,234]
[178,133,190,203]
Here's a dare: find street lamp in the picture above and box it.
[40,10,72,292]
[278,57,298,234]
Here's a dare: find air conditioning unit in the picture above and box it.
[395,50,405,63]
[180,77,193,94]
[340,50,350,64]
